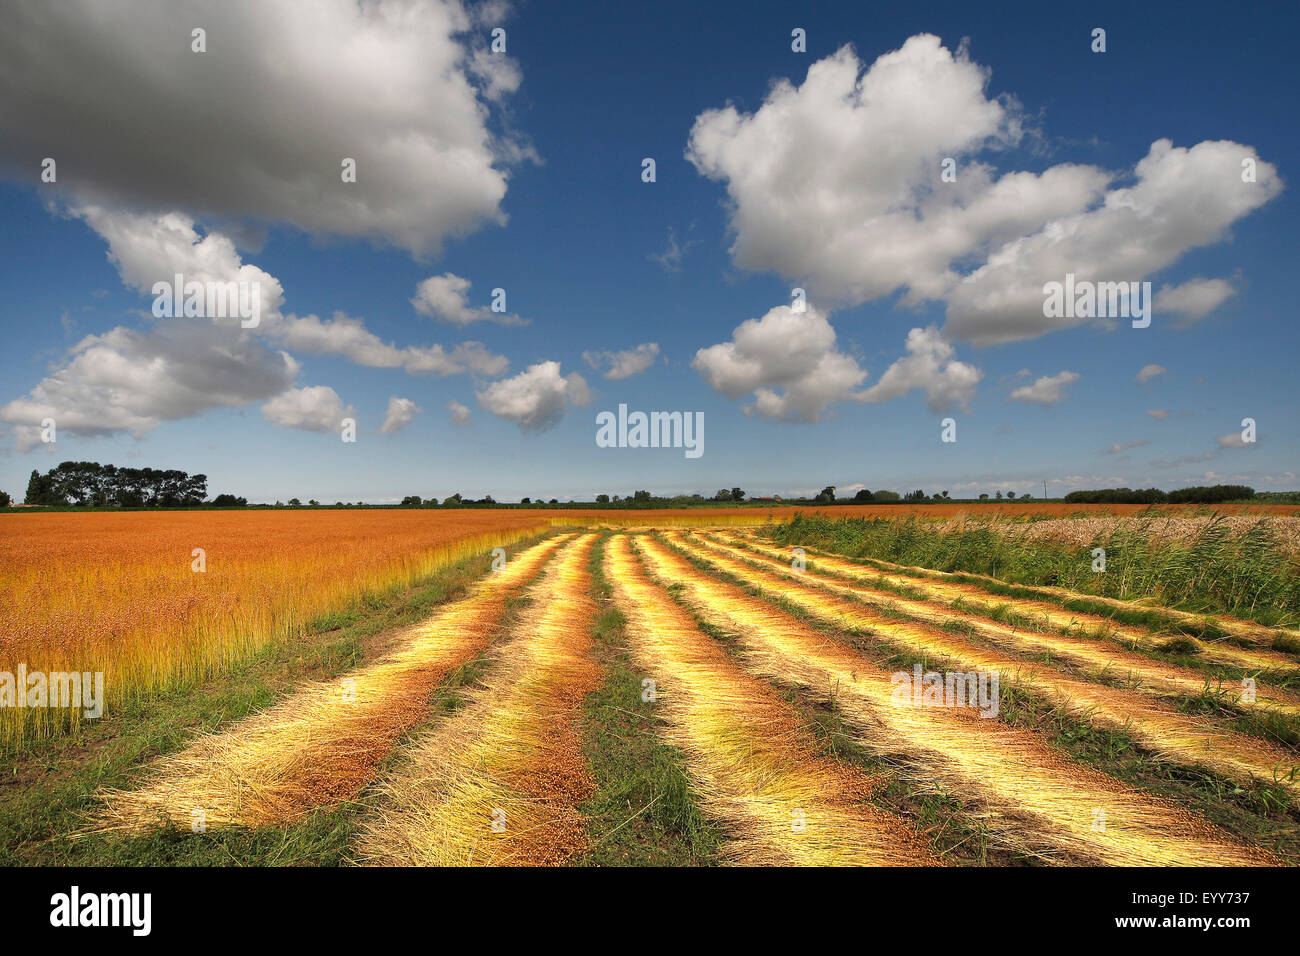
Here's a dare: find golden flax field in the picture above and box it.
[0,509,555,742]
[4,511,1300,867]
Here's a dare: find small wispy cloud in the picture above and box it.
[1136,364,1167,384]
[447,400,472,427]
[1100,439,1150,455]
[380,396,420,433]
[1009,371,1080,405]
[583,342,660,380]
[648,227,697,272]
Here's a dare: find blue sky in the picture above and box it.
[0,0,1295,503]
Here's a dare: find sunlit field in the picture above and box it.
[4,508,1300,869]
[5,502,1295,745]
[0,509,553,742]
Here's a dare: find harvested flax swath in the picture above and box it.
[94,534,573,831]
[662,534,1300,815]
[636,534,1274,866]
[606,534,938,867]
[356,534,600,866]
[705,532,1300,710]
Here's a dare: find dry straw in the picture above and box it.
[356,534,601,866]
[94,534,573,831]
[710,532,1300,710]
[663,533,1300,815]
[606,534,938,866]
[748,526,1300,648]
[636,534,1274,866]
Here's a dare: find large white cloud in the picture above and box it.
[945,140,1280,343]
[77,205,285,322]
[687,36,1282,345]
[692,305,870,422]
[859,326,982,412]
[81,207,509,375]
[694,306,981,420]
[262,386,354,432]
[687,37,1106,306]
[0,0,528,257]
[475,361,590,431]
[1,322,298,450]
[0,208,506,446]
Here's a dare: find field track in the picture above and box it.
[69,524,1298,865]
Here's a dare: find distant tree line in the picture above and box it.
[24,461,212,507]
[391,486,965,508]
[9,469,1264,511]
[1063,485,1254,504]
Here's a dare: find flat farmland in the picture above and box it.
[3,509,1299,868]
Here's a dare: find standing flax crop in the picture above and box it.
[0,509,555,744]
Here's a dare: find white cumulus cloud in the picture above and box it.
[1154,277,1237,323]
[1,323,298,450]
[860,326,982,412]
[0,207,510,448]
[447,400,472,427]
[0,0,529,257]
[695,307,982,421]
[693,305,869,422]
[380,396,421,433]
[262,386,354,432]
[686,36,1282,346]
[943,139,1280,344]
[476,361,590,431]
[411,274,526,326]
[270,312,508,378]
